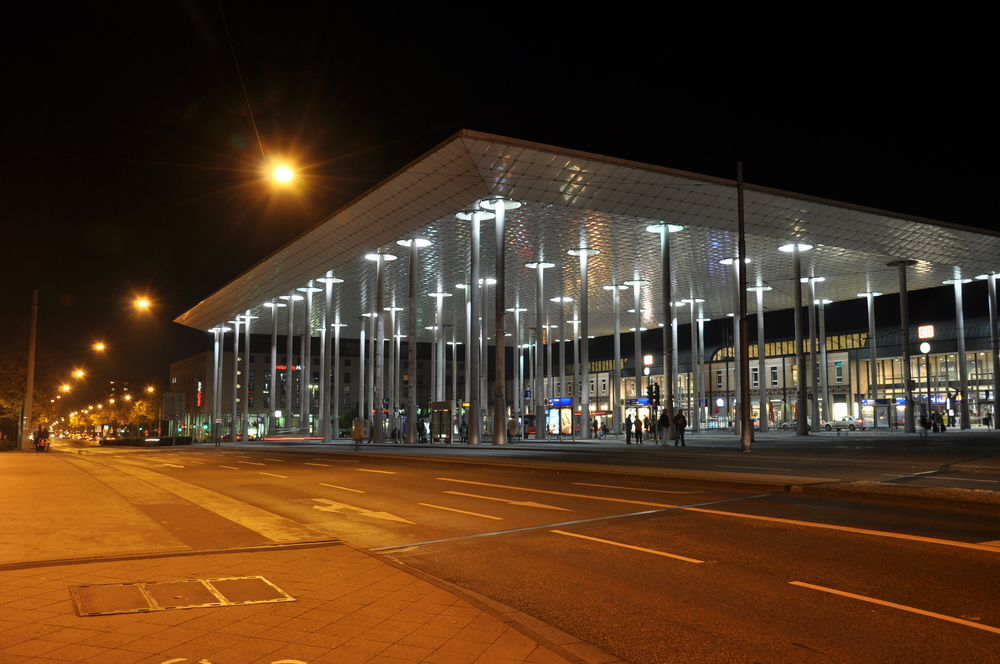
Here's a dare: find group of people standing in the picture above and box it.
[624,410,687,446]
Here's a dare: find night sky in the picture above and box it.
[4,3,992,409]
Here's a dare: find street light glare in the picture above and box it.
[135,298,150,309]
[272,164,295,184]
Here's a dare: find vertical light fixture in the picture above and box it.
[479,196,522,445]
[779,242,813,435]
[526,261,555,439]
[456,209,493,444]
[568,247,600,438]
[603,283,629,435]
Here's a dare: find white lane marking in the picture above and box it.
[717,465,791,471]
[260,472,288,479]
[219,465,241,470]
[437,477,1000,554]
[304,462,331,467]
[552,530,704,563]
[264,458,286,462]
[420,503,503,520]
[357,468,396,474]
[319,483,365,493]
[684,506,1000,554]
[157,463,185,468]
[311,498,414,524]
[437,478,677,508]
[573,482,699,495]
[96,461,329,542]
[444,490,571,511]
[237,461,266,466]
[790,581,1000,634]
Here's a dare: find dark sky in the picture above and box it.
[3,3,991,407]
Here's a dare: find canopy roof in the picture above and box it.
[176,130,1000,340]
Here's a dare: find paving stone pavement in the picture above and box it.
[0,542,622,664]
[0,452,623,664]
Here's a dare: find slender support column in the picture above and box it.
[284,291,297,431]
[230,316,240,441]
[569,248,599,438]
[385,306,401,434]
[889,259,917,433]
[428,293,452,402]
[781,243,813,435]
[318,275,343,441]
[209,325,228,445]
[457,210,493,445]
[980,273,1000,425]
[647,223,683,439]
[508,307,527,432]
[265,300,282,436]
[527,262,554,439]
[945,278,973,429]
[807,278,820,427]
[571,318,580,440]
[736,163,751,452]
[358,315,367,431]
[858,291,882,400]
[241,310,252,441]
[604,284,628,435]
[375,262,386,442]
[333,322,343,438]
[480,197,521,445]
[751,286,771,432]
[687,299,698,432]
[818,294,831,422]
[367,312,376,427]
[320,285,331,441]
[723,258,746,438]
[300,286,320,434]
[682,298,704,432]
[625,281,648,399]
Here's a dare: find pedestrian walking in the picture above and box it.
[672,409,687,447]
[657,411,671,445]
[459,419,468,443]
[625,414,633,444]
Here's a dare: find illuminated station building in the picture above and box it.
[170,131,1000,442]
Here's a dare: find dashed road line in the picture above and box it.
[790,581,1000,634]
[420,503,503,520]
[552,530,704,563]
[320,483,365,493]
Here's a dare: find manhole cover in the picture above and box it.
[71,576,295,616]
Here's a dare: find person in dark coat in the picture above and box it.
[625,414,633,444]
[672,409,687,447]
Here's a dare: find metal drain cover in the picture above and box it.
[71,576,295,616]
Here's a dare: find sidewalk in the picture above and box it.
[0,453,622,664]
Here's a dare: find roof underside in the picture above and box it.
[175,130,1000,342]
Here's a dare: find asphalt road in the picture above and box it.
[54,442,1000,664]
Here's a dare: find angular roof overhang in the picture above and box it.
[175,130,1000,341]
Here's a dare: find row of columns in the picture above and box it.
[207,217,1000,444]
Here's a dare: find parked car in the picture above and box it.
[780,418,814,431]
[823,416,862,431]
